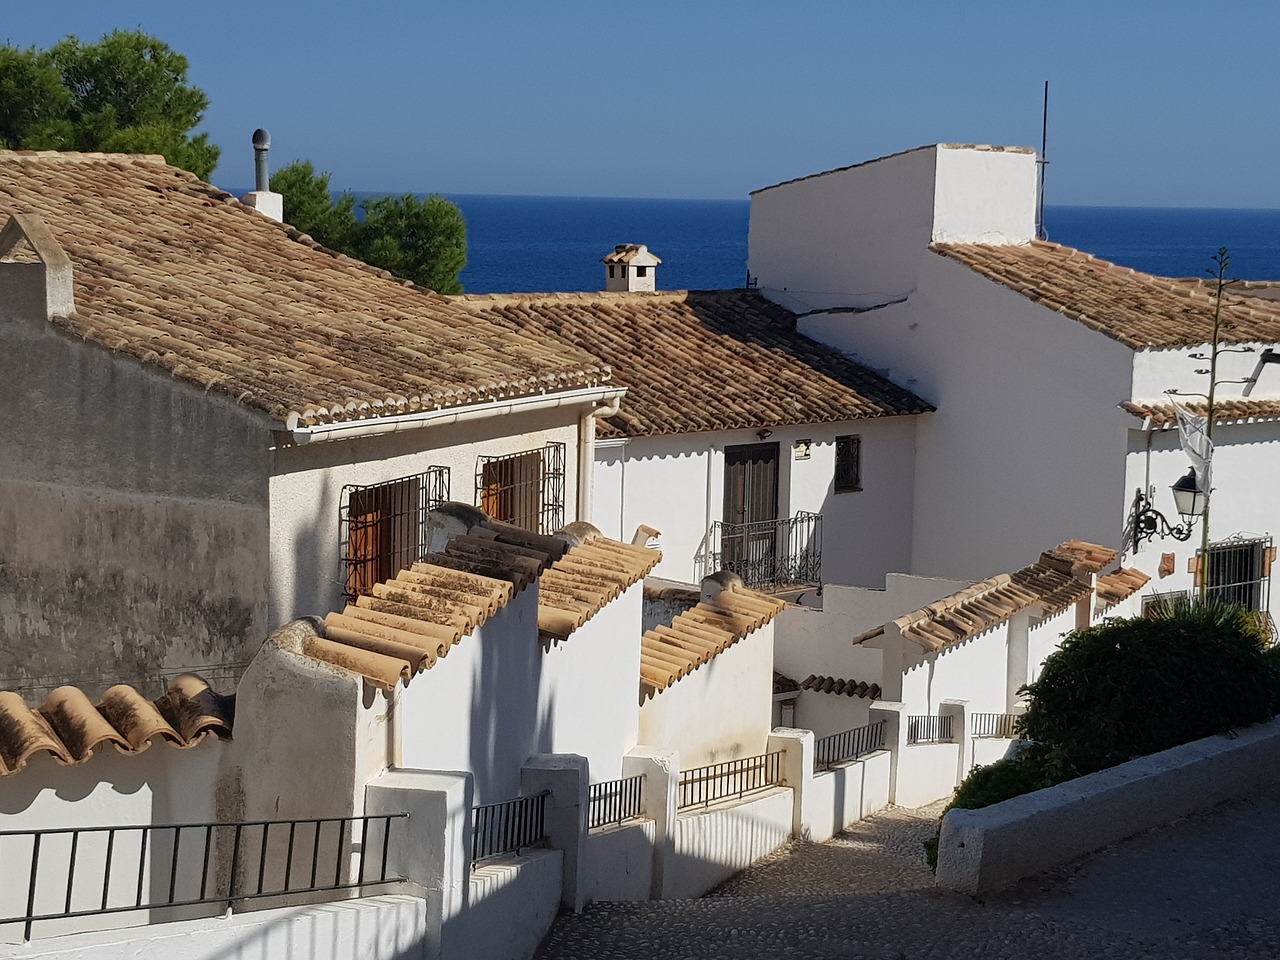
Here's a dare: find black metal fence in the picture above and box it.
[814,719,887,770]
[0,813,406,942]
[678,751,784,810]
[588,776,645,830]
[471,793,548,865]
[340,466,451,603]
[706,511,822,591]
[906,714,954,744]
[970,713,1023,739]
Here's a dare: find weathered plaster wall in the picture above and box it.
[594,418,918,590]
[900,627,1009,717]
[637,624,774,768]
[269,407,583,627]
[0,307,271,698]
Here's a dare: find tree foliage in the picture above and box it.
[0,30,218,179]
[1018,601,1279,774]
[273,160,468,295]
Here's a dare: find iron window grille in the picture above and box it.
[1200,536,1273,612]
[1,813,406,942]
[475,442,566,534]
[339,467,450,604]
[834,434,862,493]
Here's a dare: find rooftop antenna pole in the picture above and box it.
[1035,80,1049,241]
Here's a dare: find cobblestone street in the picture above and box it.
[536,787,1280,959]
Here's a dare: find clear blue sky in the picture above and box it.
[6,2,1279,206]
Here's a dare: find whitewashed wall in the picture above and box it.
[539,581,644,782]
[0,742,227,943]
[808,750,892,843]
[270,405,586,627]
[594,417,919,589]
[801,255,1136,583]
[899,627,1010,717]
[666,787,792,900]
[637,625,775,768]
[461,850,563,960]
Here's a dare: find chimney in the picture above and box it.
[240,128,284,223]
[602,244,661,293]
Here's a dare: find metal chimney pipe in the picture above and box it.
[252,128,271,192]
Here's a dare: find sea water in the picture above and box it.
[445,195,1280,295]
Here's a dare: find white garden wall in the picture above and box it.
[667,786,793,900]
[808,750,892,843]
[894,742,959,809]
[461,850,562,960]
[585,820,655,902]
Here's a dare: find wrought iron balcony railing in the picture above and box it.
[705,511,822,592]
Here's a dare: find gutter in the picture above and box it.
[577,394,623,522]
[284,386,626,446]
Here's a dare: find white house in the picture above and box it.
[0,151,623,699]
[455,285,933,594]
[748,142,1280,622]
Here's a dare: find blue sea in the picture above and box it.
[442,195,1280,295]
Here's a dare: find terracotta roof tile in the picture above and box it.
[0,675,231,777]
[799,675,882,699]
[933,240,1280,350]
[773,671,801,694]
[872,542,1112,653]
[1095,567,1151,610]
[640,587,788,694]
[306,514,659,689]
[1121,399,1280,427]
[0,151,610,428]
[453,290,933,439]
[601,244,661,265]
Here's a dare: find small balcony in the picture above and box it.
[704,511,822,594]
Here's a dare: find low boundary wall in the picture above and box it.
[586,820,655,902]
[936,716,1280,895]
[808,751,891,843]
[462,850,562,960]
[0,895,426,960]
[667,786,792,900]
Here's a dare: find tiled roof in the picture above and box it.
[640,587,788,694]
[932,240,1280,350]
[0,675,231,777]
[773,671,801,695]
[601,244,660,265]
[0,151,611,429]
[1095,568,1151,610]
[872,541,1113,653]
[1121,399,1280,427]
[800,675,882,700]
[454,289,933,439]
[308,515,659,689]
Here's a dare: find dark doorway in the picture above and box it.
[722,442,780,579]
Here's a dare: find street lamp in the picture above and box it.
[1131,468,1207,548]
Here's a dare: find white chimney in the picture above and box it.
[240,128,284,223]
[602,244,661,292]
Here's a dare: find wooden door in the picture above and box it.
[722,443,779,580]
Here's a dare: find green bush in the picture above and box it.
[1019,601,1280,774]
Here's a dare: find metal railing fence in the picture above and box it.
[906,714,954,744]
[814,719,887,769]
[678,751,784,810]
[0,813,406,942]
[970,713,1023,739]
[588,776,645,830]
[471,793,548,865]
[706,511,822,591]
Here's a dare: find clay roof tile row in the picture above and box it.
[454,290,933,439]
[0,675,231,777]
[1095,568,1152,610]
[1121,399,1280,427]
[0,151,610,429]
[641,588,788,695]
[799,675,882,700]
[933,240,1280,351]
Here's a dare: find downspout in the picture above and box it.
[576,396,621,523]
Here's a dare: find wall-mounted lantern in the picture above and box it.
[1131,468,1207,547]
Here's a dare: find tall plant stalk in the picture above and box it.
[1199,248,1230,603]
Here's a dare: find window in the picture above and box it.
[340,467,450,603]
[476,442,566,534]
[636,265,647,278]
[1200,536,1273,611]
[834,434,861,493]
[1142,591,1191,618]
[608,264,615,278]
